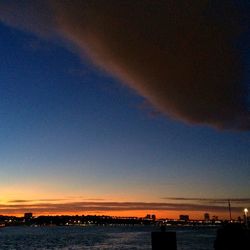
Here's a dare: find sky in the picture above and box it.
[0,1,250,219]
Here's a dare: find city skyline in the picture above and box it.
[0,1,250,219]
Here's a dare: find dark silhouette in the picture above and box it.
[214,223,250,250]
[151,230,177,250]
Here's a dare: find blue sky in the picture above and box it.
[0,2,250,218]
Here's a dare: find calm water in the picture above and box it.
[0,225,218,249]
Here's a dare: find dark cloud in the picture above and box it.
[8,199,67,203]
[7,198,105,203]
[8,200,31,203]
[162,197,250,204]
[0,201,245,214]
[83,198,106,201]
[0,1,250,129]
[0,0,55,37]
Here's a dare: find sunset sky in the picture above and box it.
[0,1,250,219]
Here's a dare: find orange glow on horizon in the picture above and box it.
[1,210,240,220]
[1,191,247,220]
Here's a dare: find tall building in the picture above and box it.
[24,213,33,221]
[204,213,210,221]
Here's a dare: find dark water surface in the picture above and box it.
[0,225,218,249]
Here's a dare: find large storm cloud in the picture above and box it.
[1,0,249,130]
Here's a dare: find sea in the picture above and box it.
[0,225,218,249]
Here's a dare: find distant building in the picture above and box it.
[152,214,156,221]
[204,213,210,221]
[24,213,33,221]
[179,215,189,221]
[212,215,218,221]
[145,214,151,219]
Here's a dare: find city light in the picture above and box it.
[244,208,248,228]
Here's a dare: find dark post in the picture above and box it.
[228,200,232,221]
[151,228,177,250]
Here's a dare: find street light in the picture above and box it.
[244,208,248,227]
